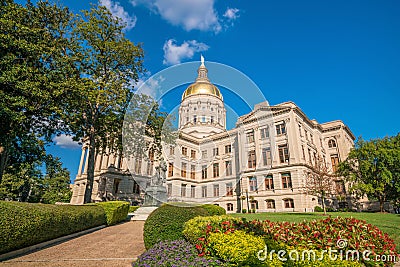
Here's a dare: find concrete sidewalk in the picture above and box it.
[1,221,145,267]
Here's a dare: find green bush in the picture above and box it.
[0,201,106,254]
[143,203,209,249]
[95,201,130,226]
[207,230,274,266]
[129,206,139,213]
[201,204,226,216]
[314,206,323,212]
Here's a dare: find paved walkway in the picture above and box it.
[1,221,145,267]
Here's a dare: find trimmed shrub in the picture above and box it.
[207,230,273,266]
[133,239,223,266]
[143,203,209,249]
[95,201,130,226]
[201,204,226,216]
[0,201,106,254]
[314,206,323,212]
[129,206,139,213]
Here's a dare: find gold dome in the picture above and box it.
[182,56,223,101]
[182,82,222,100]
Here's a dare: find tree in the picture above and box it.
[64,5,144,203]
[304,154,336,215]
[339,134,400,212]
[0,0,74,182]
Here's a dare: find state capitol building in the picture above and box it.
[71,59,355,213]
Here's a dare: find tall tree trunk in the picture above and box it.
[379,195,384,213]
[0,145,10,184]
[321,191,327,215]
[84,133,96,203]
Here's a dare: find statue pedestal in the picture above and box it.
[143,185,167,207]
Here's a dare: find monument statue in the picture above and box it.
[143,160,167,207]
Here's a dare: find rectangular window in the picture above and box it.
[276,123,286,135]
[190,165,195,179]
[213,163,219,177]
[281,173,292,189]
[308,148,312,163]
[202,150,207,159]
[181,184,186,197]
[168,163,174,177]
[213,184,219,197]
[298,124,302,137]
[260,127,269,139]
[191,185,196,198]
[246,131,255,143]
[170,146,175,156]
[284,199,294,208]
[202,165,207,179]
[201,116,206,122]
[191,150,196,159]
[305,130,308,140]
[225,161,232,176]
[266,200,275,209]
[182,147,187,156]
[278,144,289,163]
[310,134,314,144]
[249,176,258,192]
[331,154,340,172]
[262,147,272,166]
[210,116,214,123]
[301,145,306,159]
[181,163,187,177]
[227,203,234,211]
[135,158,142,174]
[193,115,197,123]
[225,144,232,153]
[248,150,256,168]
[226,183,233,196]
[265,175,274,190]
[213,147,219,156]
[202,186,207,198]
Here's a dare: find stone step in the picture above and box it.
[130,206,158,221]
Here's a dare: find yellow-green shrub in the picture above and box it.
[183,215,241,244]
[129,206,139,213]
[207,230,274,266]
[0,201,106,254]
[95,201,130,226]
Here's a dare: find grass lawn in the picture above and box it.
[231,212,400,253]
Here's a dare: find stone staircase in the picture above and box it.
[130,206,158,221]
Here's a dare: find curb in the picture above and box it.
[0,225,106,262]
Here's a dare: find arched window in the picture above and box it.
[328,139,337,148]
[227,203,234,211]
[265,199,275,209]
[283,198,294,209]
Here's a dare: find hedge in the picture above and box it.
[0,201,106,254]
[201,204,226,216]
[143,203,209,249]
[95,201,130,226]
[129,206,140,213]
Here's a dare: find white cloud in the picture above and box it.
[163,39,209,65]
[136,74,165,99]
[53,135,81,149]
[131,0,221,33]
[223,7,240,20]
[100,0,137,30]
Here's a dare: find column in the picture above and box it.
[77,147,86,175]
[83,148,89,174]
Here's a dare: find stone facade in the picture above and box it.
[71,59,356,213]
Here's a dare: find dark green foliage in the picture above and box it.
[95,201,130,226]
[201,204,226,216]
[0,201,106,254]
[129,206,139,213]
[143,203,209,249]
[314,206,323,212]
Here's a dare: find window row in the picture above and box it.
[245,123,285,144]
[168,161,233,178]
[226,198,295,211]
[173,182,235,198]
[247,144,289,168]
[248,172,293,192]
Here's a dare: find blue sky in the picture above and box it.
[20,0,400,181]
